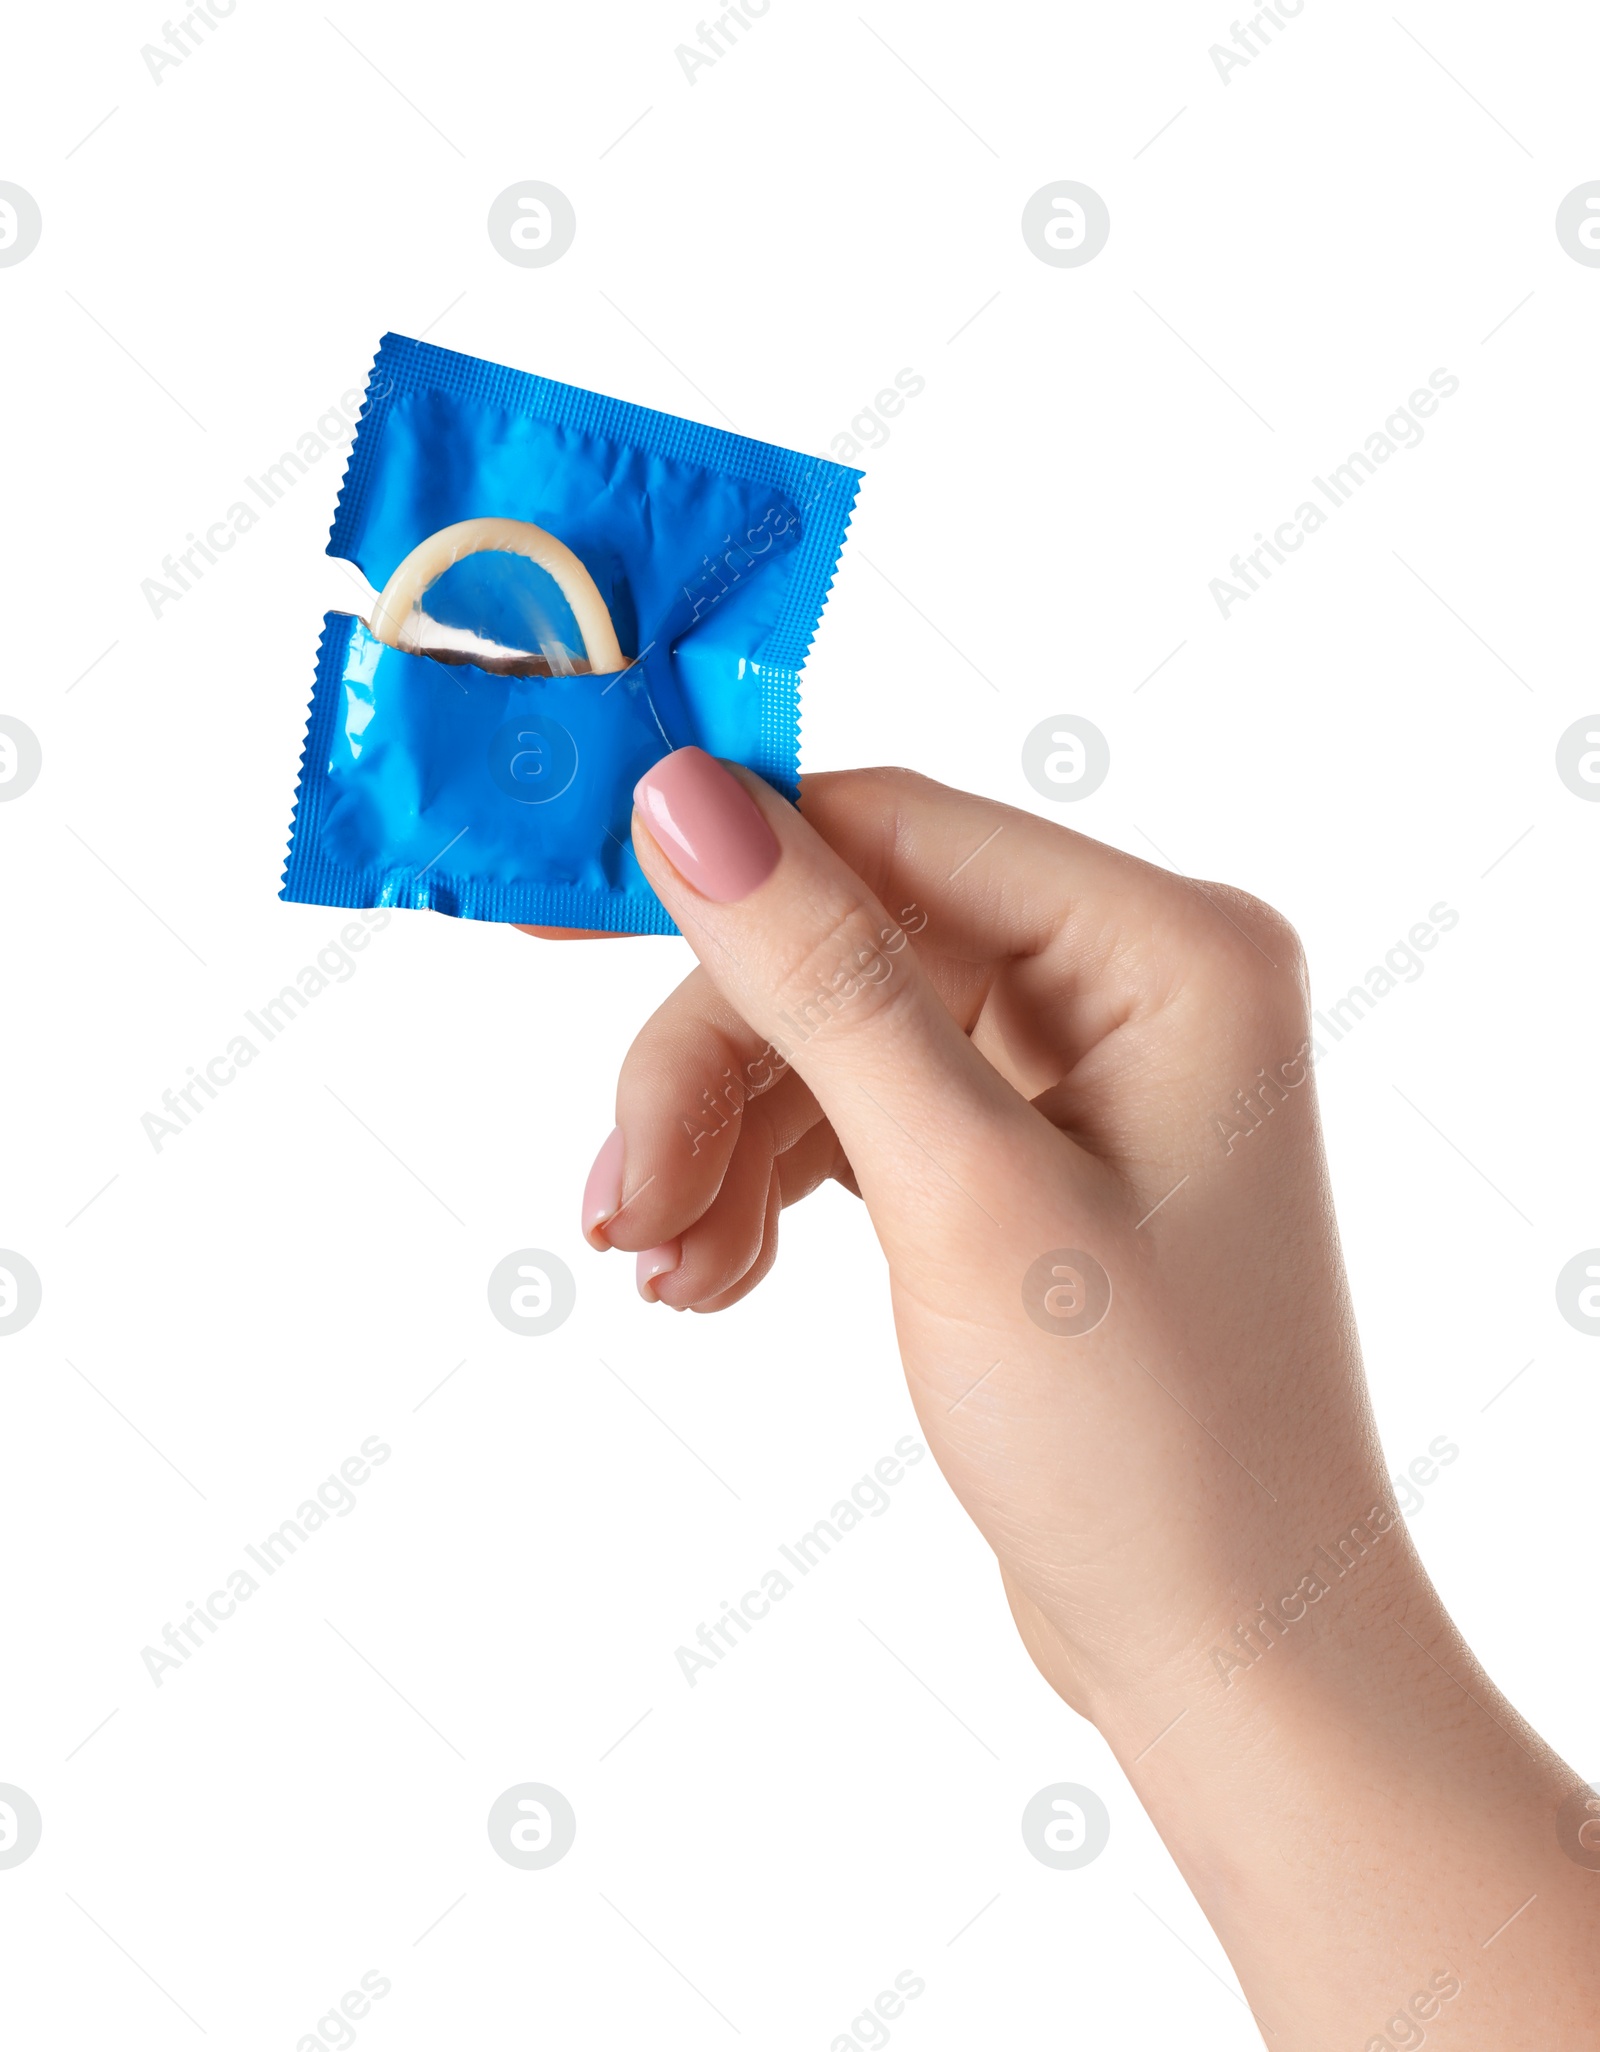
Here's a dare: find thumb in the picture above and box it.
[629,748,1057,1251]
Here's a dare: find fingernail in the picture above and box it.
[633,747,779,903]
[637,1241,681,1303]
[582,1127,625,1248]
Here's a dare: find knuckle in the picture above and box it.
[1188,882,1310,1012]
[808,763,926,796]
[803,765,939,840]
[767,890,921,1050]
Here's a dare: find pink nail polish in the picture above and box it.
[637,1241,681,1302]
[633,748,779,904]
[582,1128,625,1247]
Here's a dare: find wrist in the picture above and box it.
[1010,1473,1442,1732]
[1072,1552,1592,2040]
[1090,1535,1452,1792]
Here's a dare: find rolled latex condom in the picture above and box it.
[368,516,629,676]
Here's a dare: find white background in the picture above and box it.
[2,1,1597,2044]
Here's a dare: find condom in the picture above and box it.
[280,333,862,932]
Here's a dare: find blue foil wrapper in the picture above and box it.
[280,333,861,932]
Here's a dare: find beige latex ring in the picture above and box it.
[369,516,629,675]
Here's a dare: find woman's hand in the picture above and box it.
[560,748,1597,2047]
